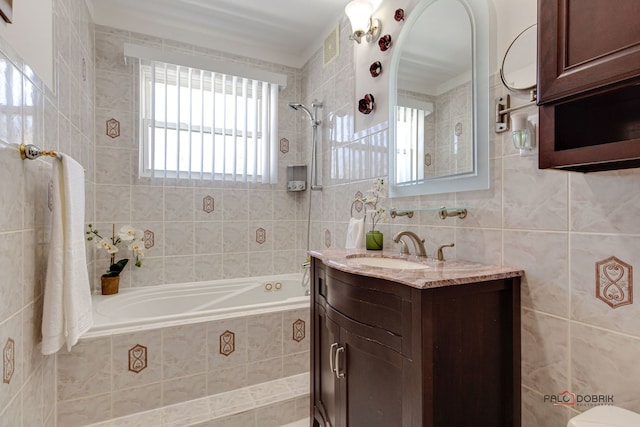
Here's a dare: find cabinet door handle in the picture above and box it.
[329,343,338,374]
[335,346,345,379]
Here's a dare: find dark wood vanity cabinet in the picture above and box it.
[537,0,640,171]
[310,258,521,427]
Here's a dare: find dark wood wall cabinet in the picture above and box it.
[310,258,521,427]
[537,0,640,172]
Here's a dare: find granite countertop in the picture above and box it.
[309,249,524,290]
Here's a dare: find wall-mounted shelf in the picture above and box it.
[390,207,468,220]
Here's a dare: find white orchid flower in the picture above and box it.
[128,240,145,253]
[96,239,119,254]
[119,225,143,241]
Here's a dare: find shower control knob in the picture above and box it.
[287,181,306,191]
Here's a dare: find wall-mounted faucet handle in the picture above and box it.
[435,243,455,261]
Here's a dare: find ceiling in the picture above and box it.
[87,0,350,68]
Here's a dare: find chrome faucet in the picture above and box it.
[392,231,427,257]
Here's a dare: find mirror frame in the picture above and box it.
[388,0,490,198]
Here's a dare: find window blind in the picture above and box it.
[139,60,279,183]
[396,105,427,184]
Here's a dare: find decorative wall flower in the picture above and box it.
[356,178,387,232]
[87,224,146,277]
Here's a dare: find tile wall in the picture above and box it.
[92,27,307,290]
[0,0,95,424]
[55,308,309,426]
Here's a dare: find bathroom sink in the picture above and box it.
[348,256,430,270]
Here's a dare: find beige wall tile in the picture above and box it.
[57,337,112,400]
[521,387,570,427]
[248,312,283,362]
[57,393,112,427]
[521,310,569,393]
[162,324,207,380]
[503,154,568,231]
[570,169,640,234]
[162,373,207,406]
[112,382,162,418]
[572,323,640,413]
[207,365,248,395]
[504,230,569,316]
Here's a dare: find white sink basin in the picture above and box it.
[349,257,430,270]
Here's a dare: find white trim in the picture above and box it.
[124,43,287,88]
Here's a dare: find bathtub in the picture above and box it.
[84,272,310,338]
[60,273,312,426]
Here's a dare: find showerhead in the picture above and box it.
[288,102,315,123]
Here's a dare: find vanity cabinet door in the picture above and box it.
[538,0,640,104]
[341,326,404,427]
[313,304,341,427]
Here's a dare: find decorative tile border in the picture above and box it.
[292,319,305,342]
[256,228,266,244]
[203,195,215,213]
[324,229,331,248]
[144,230,155,249]
[596,256,633,309]
[220,330,235,356]
[128,344,147,373]
[3,337,15,384]
[106,118,120,139]
[279,138,289,154]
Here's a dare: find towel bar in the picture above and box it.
[20,143,60,160]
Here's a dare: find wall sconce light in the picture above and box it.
[511,112,536,156]
[345,0,381,44]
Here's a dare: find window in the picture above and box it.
[395,105,428,184]
[137,58,280,183]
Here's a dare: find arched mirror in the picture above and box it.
[389,0,490,197]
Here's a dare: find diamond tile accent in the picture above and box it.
[354,191,363,213]
[203,195,215,213]
[596,256,633,309]
[144,230,155,249]
[425,153,432,167]
[279,138,289,154]
[292,319,305,342]
[324,229,331,248]
[128,344,147,373]
[106,118,120,139]
[220,330,235,356]
[256,228,266,244]
[3,338,15,384]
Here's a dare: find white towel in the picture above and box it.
[345,217,364,249]
[41,154,93,355]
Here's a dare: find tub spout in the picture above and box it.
[301,260,311,296]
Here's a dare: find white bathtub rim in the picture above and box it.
[83,273,309,339]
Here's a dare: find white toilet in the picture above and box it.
[567,405,640,427]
